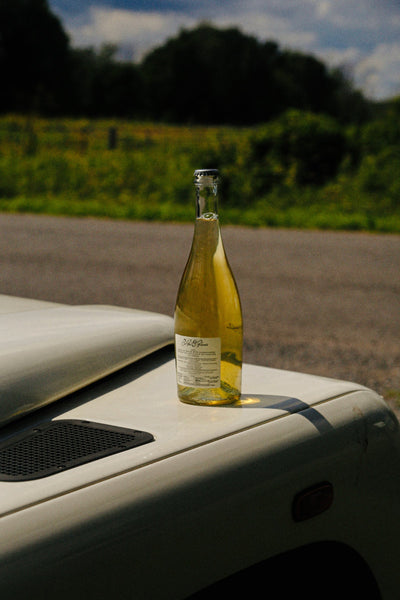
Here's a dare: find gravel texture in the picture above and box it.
[1,213,399,413]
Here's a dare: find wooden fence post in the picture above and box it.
[108,127,118,149]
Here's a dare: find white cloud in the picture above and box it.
[216,11,317,51]
[303,0,400,32]
[313,43,400,100]
[66,4,318,60]
[355,43,400,100]
[68,7,196,60]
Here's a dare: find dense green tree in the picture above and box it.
[0,0,70,113]
[140,24,371,125]
[0,0,142,117]
[67,45,143,117]
[140,24,283,124]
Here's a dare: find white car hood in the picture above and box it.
[0,295,174,427]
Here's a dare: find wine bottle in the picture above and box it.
[174,169,243,405]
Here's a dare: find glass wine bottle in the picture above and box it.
[174,169,243,405]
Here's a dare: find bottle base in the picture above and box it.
[177,385,240,406]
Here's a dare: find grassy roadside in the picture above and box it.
[1,194,399,233]
[0,114,399,233]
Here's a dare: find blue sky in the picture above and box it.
[49,0,400,100]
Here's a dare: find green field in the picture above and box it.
[0,111,399,232]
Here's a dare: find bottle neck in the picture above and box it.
[194,173,219,220]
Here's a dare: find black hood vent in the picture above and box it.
[0,420,154,481]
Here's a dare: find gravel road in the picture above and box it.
[1,213,399,411]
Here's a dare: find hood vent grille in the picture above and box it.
[0,420,154,481]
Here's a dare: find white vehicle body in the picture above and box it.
[0,294,399,599]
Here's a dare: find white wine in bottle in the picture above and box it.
[174,169,243,405]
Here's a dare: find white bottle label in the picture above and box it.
[175,335,221,388]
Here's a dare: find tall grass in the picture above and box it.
[0,114,399,232]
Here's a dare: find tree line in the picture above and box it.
[1,0,376,125]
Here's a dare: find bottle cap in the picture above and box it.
[194,169,219,179]
[193,169,219,186]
